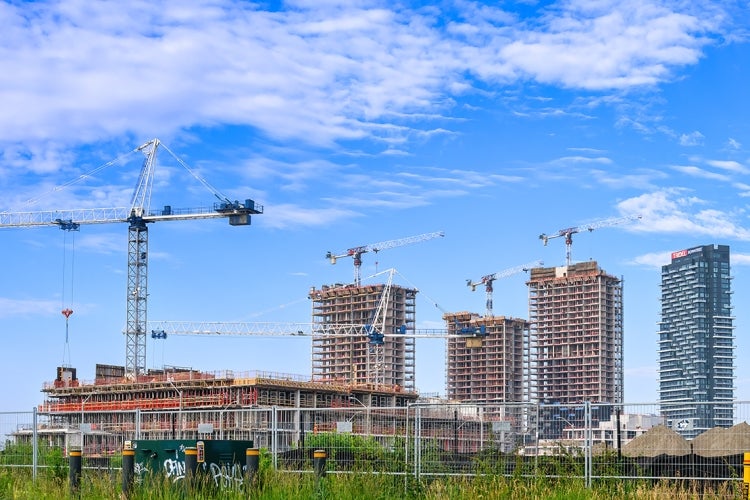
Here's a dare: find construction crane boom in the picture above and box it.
[325,231,444,286]
[147,320,463,338]
[0,205,254,227]
[1,139,263,377]
[539,214,641,265]
[466,260,543,316]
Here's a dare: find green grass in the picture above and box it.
[0,467,745,499]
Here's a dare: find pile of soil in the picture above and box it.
[622,425,690,457]
[692,422,750,457]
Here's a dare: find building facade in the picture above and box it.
[309,283,417,391]
[658,244,735,438]
[528,261,624,406]
[444,312,529,403]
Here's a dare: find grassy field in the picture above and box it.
[0,466,745,499]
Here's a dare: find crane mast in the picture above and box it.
[466,260,543,316]
[326,231,444,286]
[539,215,641,265]
[1,139,263,377]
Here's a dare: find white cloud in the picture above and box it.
[671,165,730,181]
[706,159,749,174]
[259,204,361,229]
[617,188,750,240]
[590,168,664,190]
[630,251,671,268]
[679,131,705,146]
[727,138,742,150]
[0,0,732,164]
[0,297,60,318]
[732,253,750,266]
[553,155,613,165]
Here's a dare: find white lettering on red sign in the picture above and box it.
[671,249,688,259]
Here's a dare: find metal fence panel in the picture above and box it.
[413,403,535,477]
[0,411,37,470]
[3,402,750,489]
[274,407,411,474]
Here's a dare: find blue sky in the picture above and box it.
[1,0,749,412]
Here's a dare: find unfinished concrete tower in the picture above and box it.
[528,261,623,405]
[444,312,529,403]
[309,283,417,391]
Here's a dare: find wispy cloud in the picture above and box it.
[630,251,672,268]
[0,297,60,318]
[0,0,734,168]
[726,138,742,150]
[617,188,750,240]
[679,131,705,146]
[671,165,730,182]
[706,159,749,174]
[260,204,361,229]
[590,168,665,190]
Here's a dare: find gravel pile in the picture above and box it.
[692,422,750,457]
[622,425,690,457]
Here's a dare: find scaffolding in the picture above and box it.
[309,283,417,391]
[527,261,623,406]
[38,367,419,444]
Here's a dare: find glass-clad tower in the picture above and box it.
[658,244,735,438]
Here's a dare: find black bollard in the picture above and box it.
[313,449,327,478]
[122,448,135,497]
[246,448,260,483]
[68,447,82,495]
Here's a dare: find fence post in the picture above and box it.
[272,406,278,470]
[313,449,327,478]
[68,447,82,495]
[246,448,259,484]
[185,446,198,486]
[414,406,421,480]
[32,407,38,482]
[122,446,135,497]
[585,402,592,488]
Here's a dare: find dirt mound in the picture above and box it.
[692,422,750,457]
[622,425,690,457]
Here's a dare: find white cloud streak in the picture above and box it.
[617,188,750,240]
[0,0,731,165]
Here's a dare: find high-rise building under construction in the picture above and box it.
[658,244,734,438]
[309,282,417,391]
[444,312,529,403]
[527,261,624,405]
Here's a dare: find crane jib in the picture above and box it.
[2,138,265,378]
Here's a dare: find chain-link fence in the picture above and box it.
[2,402,749,487]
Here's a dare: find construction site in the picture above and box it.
[444,312,529,404]
[528,261,624,406]
[0,140,635,457]
[309,281,417,392]
[31,255,628,453]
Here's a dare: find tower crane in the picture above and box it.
[325,231,444,286]
[539,214,641,266]
[0,139,263,377]
[466,260,543,316]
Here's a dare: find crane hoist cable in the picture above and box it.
[60,225,78,367]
